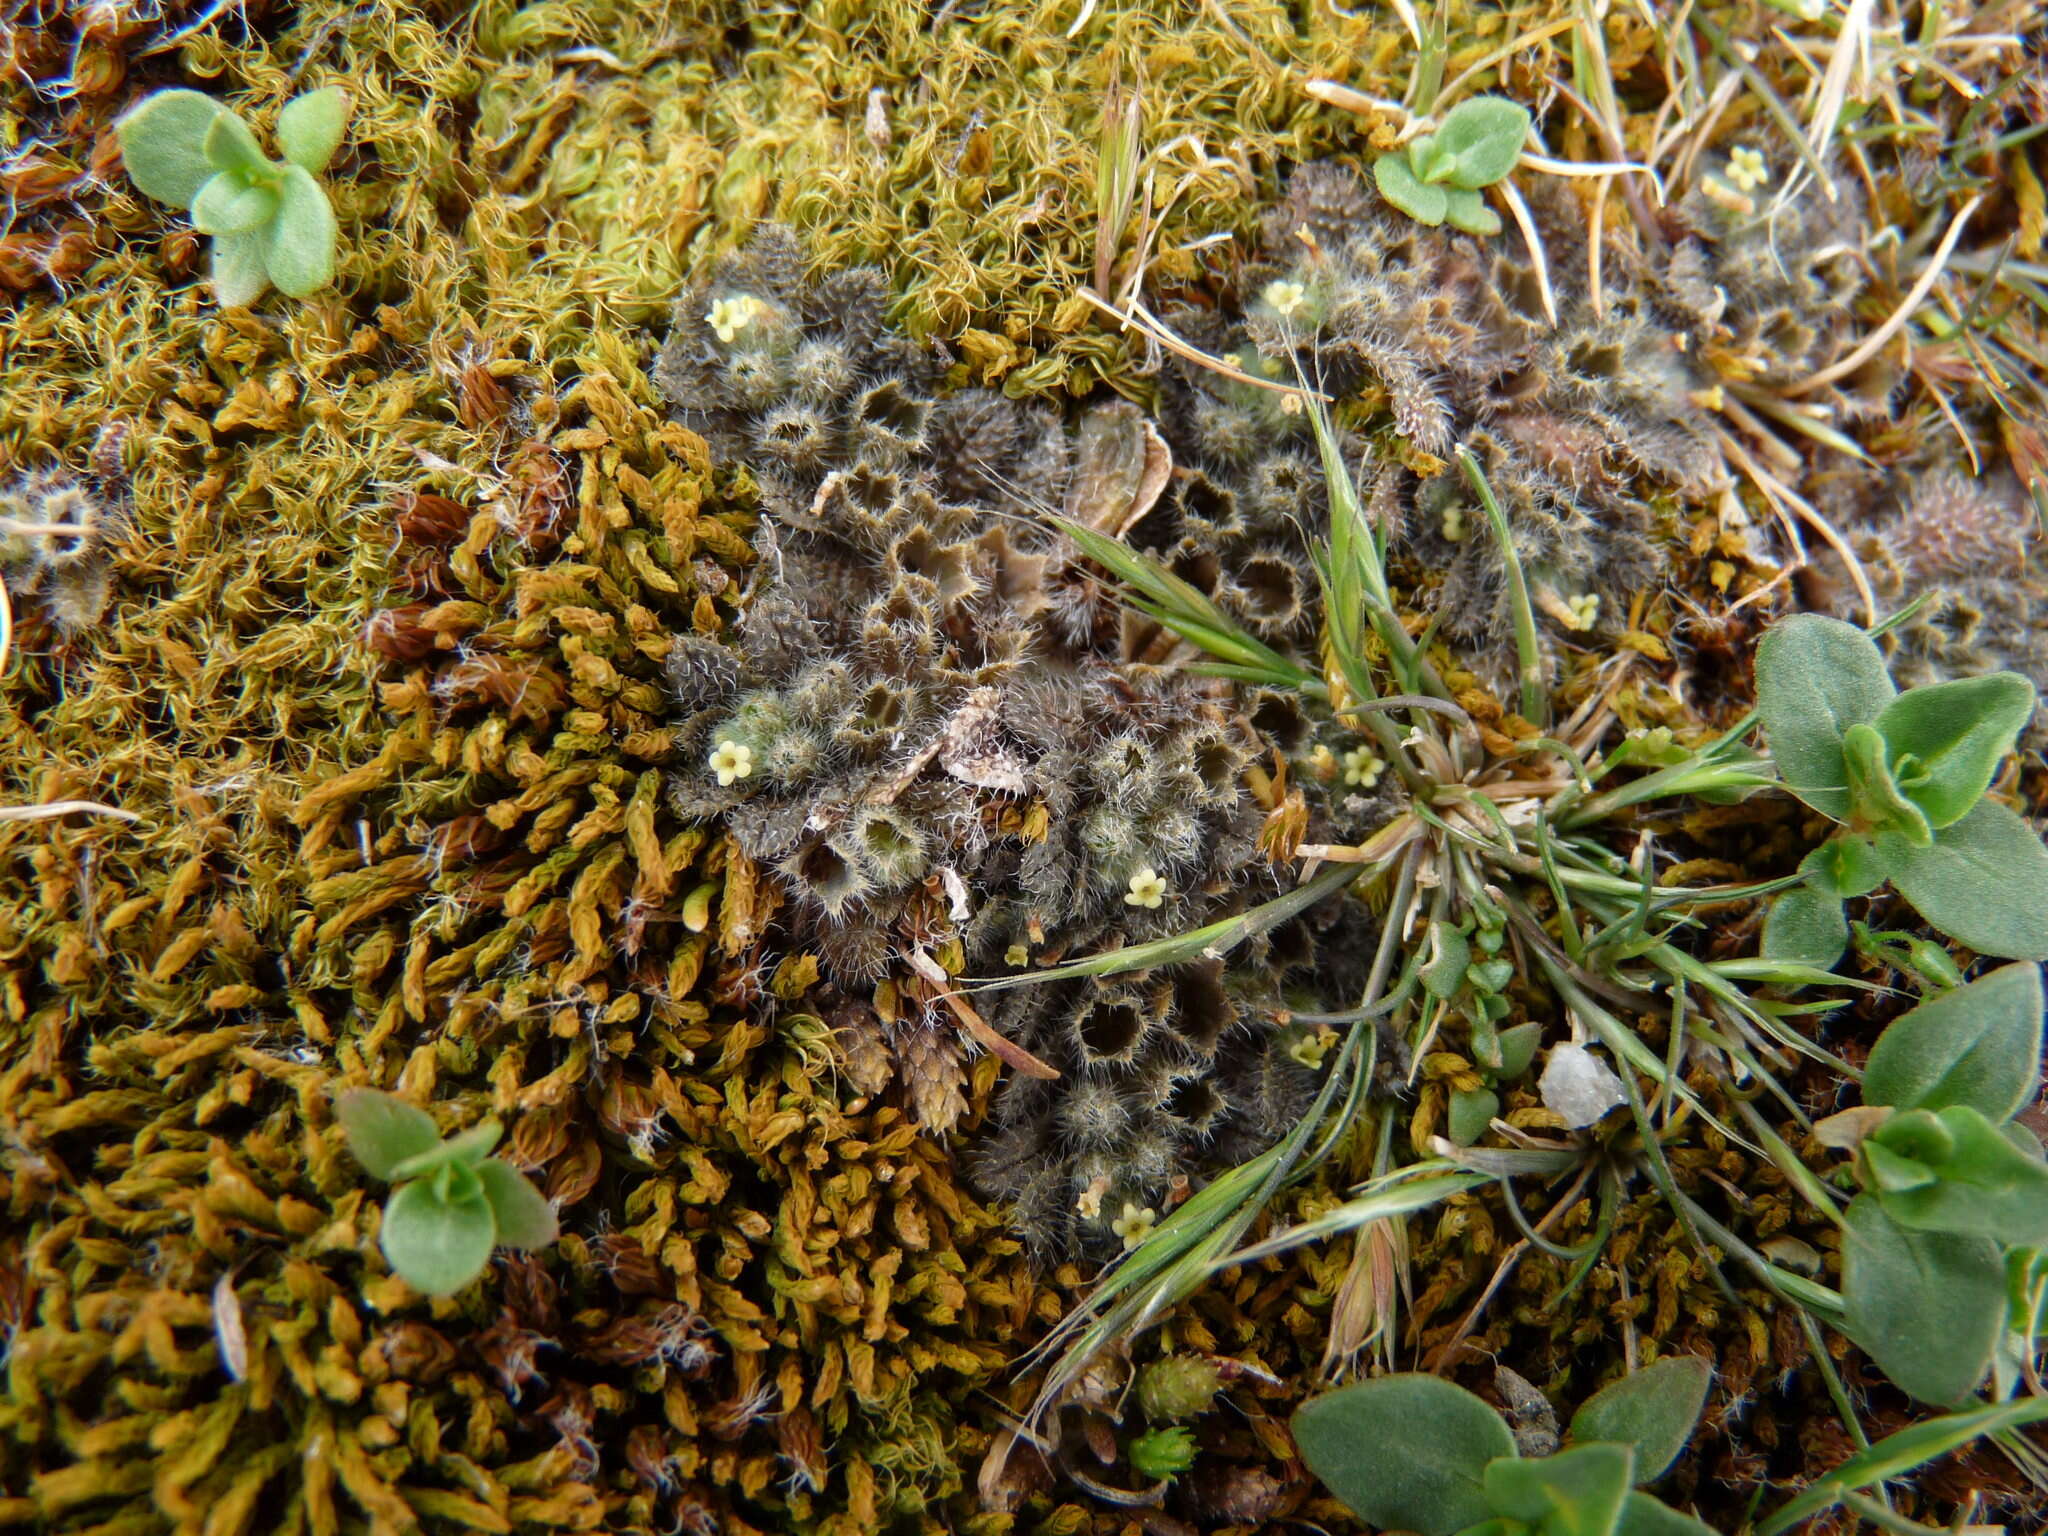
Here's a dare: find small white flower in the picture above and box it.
[709,739,753,787]
[1125,866,1169,909]
[705,293,764,344]
[1725,146,1769,193]
[1262,278,1308,320]
[1111,1201,1158,1249]
[1342,746,1385,789]
[1564,593,1601,632]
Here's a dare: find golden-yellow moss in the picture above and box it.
[5,0,2047,1530]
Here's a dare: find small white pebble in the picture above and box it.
[1539,1042,1627,1129]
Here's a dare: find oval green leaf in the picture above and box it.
[189,171,279,236]
[277,86,351,174]
[117,89,228,207]
[379,1178,497,1296]
[1800,836,1887,899]
[264,164,339,298]
[1568,1357,1712,1483]
[210,227,270,307]
[334,1088,441,1181]
[1880,799,2048,960]
[1761,884,1847,972]
[1617,1491,1719,1536]
[202,108,271,178]
[1483,1442,1632,1534]
[1374,154,1449,226]
[389,1116,503,1181]
[1840,1194,2003,1406]
[476,1159,559,1249]
[1434,96,1533,188]
[1754,614,1895,821]
[1292,1374,1515,1536]
[1874,672,2035,830]
[1862,961,2043,1120]
[1442,185,1503,236]
[1868,1105,2048,1243]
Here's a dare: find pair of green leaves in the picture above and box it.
[117,87,350,307]
[1292,1360,1714,1536]
[1831,962,2048,1404]
[335,1089,558,1297]
[1373,97,1531,235]
[1755,614,2048,963]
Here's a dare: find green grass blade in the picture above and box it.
[970,863,1356,991]
[1760,1398,2048,1536]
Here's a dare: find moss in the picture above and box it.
[4,0,2047,1531]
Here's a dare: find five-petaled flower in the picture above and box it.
[706,293,764,343]
[1725,147,1768,193]
[1125,866,1169,908]
[1262,279,1308,320]
[1111,1201,1157,1249]
[1343,746,1386,789]
[710,739,753,786]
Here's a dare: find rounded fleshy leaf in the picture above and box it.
[1761,884,1847,971]
[1568,1357,1712,1484]
[202,108,270,178]
[1874,672,2036,830]
[190,170,279,236]
[1434,96,1532,188]
[1841,1194,2003,1406]
[264,164,338,297]
[1862,962,2043,1121]
[379,1179,496,1295]
[1442,185,1503,236]
[1866,1105,2048,1242]
[1800,837,1887,899]
[209,227,271,307]
[1618,1491,1719,1536]
[1880,799,2048,960]
[475,1159,559,1249]
[1374,154,1449,225]
[1483,1442,1632,1534]
[117,89,228,207]
[389,1116,502,1181]
[1292,1374,1513,1536]
[1754,614,1895,821]
[277,86,350,174]
[334,1088,441,1181]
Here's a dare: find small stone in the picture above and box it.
[1539,1042,1627,1128]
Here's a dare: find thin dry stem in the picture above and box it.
[1786,194,1982,395]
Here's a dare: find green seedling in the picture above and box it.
[1292,1362,1716,1536]
[117,86,350,307]
[1821,962,2048,1404]
[336,1088,558,1296]
[1755,613,2048,964]
[1374,96,1531,235]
